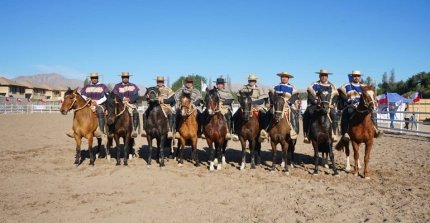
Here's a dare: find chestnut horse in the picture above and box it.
[60,88,102,165]
[105,92,134,166]
[203,88,228,171]
[234,89,260,170]
[268,91,291,173]
[308,86,339,176]
[335,85,377,179]
[143,87,168,168]
[176,90,199,166]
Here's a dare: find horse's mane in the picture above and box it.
[106,92,122,107]
[64,88,74,96]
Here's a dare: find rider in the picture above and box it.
[66,72,108,138]
[112,71,140,138]
[212,77,237,141]
[173,76,203,138]
[303,69,339,144]
[338,70,382,140]
[235,74,270,141]
[272,71,299,139]
[141,76,176,138]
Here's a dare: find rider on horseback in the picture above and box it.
[272,71,299,140]
[303,69,339,144]
[174,76,204,138]
[66,72,108,138]
[212,77,237,141]
[112,72,140,138]
[338,70,382,140]
[141,76,176,139]
[235,74,270,141]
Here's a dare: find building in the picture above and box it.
[0,76,27,98]
[0,76,67,101]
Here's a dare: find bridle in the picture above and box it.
[205,92,220,115]
[356,91,376,114]
[315,90,332,113]
[272,93,287,122]
[240,96,252,119]
[180,96,196,116]
[64,92,91,113]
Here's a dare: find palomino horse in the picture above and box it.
[203,88,228,171]
[267,91,291,173]
[60,88,102,165]
[335,85,377,179]
[143,87,168,168]
[105,92,134,166]
[308,87,339,176]
[234,89,260,170]
[176,89,199,166]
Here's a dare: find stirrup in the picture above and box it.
[225,133,232,140]
[141,130,147,137]
[167,131,173,139]
[260,130,268,139]
[303,137,310,144]
[332,134,338,142]
[231,134,239,141]
[342,133,350,140]
[131,131,138,138]
[174,132,181,139]
[200,134,206,139]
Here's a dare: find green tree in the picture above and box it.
[171,74,207,93]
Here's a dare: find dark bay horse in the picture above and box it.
[308,87,339,176]
[143,87,168,168]
[60,88,102,165]
[176,90,199,166]
[203,88,228,171]
[335,86,377,179]
[267,91,291,173]
[105,92,134,166]
[234,89,260,170]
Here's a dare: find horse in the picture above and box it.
[287,94,300,167]
[335,85,377,179]
[203,88,228,171]
[308,86,339,176]
[59,87,103,166]
[143,87,168,168]
[176,89,199,166]
[234,89,260,170]
[267,91,291,173]
[105,92,134,166]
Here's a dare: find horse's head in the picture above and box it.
[205,88,220,115]
[238,89,253,121]
[179,89,194,117]
[269,90,286,122]
[60,87,79,115]
[360,85,377,111]
[316,86,332,114]
[105,92,122,125]
[145,87,160,105]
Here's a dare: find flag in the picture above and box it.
[412,91,421,103]
[377,92,388,105]
[201,80,208,92]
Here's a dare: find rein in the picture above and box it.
[181,103,197,116]
[114,98,127,117]
[66,93,91,112]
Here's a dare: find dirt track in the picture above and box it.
[0,113,429,222]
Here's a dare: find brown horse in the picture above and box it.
[335,85,377,179]
[203,88,228,171]
[176,90,199,166]
[60,88,102,166]
[105,92,134,166]
[234,89,260,170]
[268,91,291,173]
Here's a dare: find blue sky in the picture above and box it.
[0,0,429,90]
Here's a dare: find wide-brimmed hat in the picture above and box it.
[248,74,258,81]
[349,70,362,76]
[277,72,294,78]
[184,76,194,83]
[89,72,99,78]
[120,72,132,77]
[155,76,165,81]
[214,77,227,84]
[315,69,332,75]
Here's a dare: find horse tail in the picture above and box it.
[335,137,349,151]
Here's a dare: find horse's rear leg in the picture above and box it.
[288,139,296,167]
[270,141,277,172]
[106,137,112,161]
[159,136,166,168]
[96,138,102,159]
[256,141,262,165]
[87,135,95,166]
[74,136,82,165]
[329,143,339,176]
[114,136,121,166]
[239,138,247,171]
[363,141,373,179]
[345,143,351,172]
[192,138,199,167]
[207,139,215,171]
[282,141,289,174]
[147,136,153,166]
[351,141,360,176]
[178,138,186,166]
[123,137,130,166]
[312,141,319,175]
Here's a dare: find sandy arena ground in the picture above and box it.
[0,113,429,223]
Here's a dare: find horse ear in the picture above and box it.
[73,87,79,93]
[205,87,209,93]
[269,90,274,102]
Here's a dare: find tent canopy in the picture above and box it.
[379,93,413,103]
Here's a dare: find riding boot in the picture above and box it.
[131,110,139,138]
[167,111,175,139]
[198,110,206,139]
[371,111,383,138]
[290,109,299,140]
[329,110,338,142]
[258,109,269,141]
[340,108,351,140]
[141,111,148,137]
[94,111,104,138]
[231,109,240,141]
[224,112,234,140]
[302,108,311,144]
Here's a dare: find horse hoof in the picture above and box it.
[178,163,183,167]
[209,163,215,171]
[324,164,329,169]
[222,156,226,165]
[214,158,218,166]
[354,173,359,177]
[240,164,245,171]
[284,171,290,176]
[345,167,351,172]
[365,176,371,180]
[334,173,340,177]
[217,165,222,171]
[116,163,121,166]
[251,165,256,170]
[281,162,285,168]
[107,155,111,162]
[96,154,99,159]
[128,154,133,160]
[146,165,151,168]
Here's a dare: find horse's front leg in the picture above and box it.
[312,141,319,175]
[281,140,289,174]
[250,140,256,169]
[363,140,373,179]
[345,142,351,172]
[123,137,130,166]
[329,142,339,176]
[216,142,223,170]
[159,135,166,168]
[114,135,121,166]
[207,139,215,171]
[351,141,360,176]
[87,134,95,166]
[179,137,186,166]
[239,137,247,170]
[106,137,112,161]
[192,136,199,167]
[147,136,153,166]
[270,140,277,172]
[96,138,102,159]
[74,135,82,165]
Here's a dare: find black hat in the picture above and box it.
[214,77,226,84]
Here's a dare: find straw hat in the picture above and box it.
[349,70,362,76]
[120,72,132,77]
[155,76,165,81]
[89,72,99,78]
[214,77,227,84]
[315,69,332,75]
[277,72,294,78]
[184,76,194,83]
[247,74,258,81]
